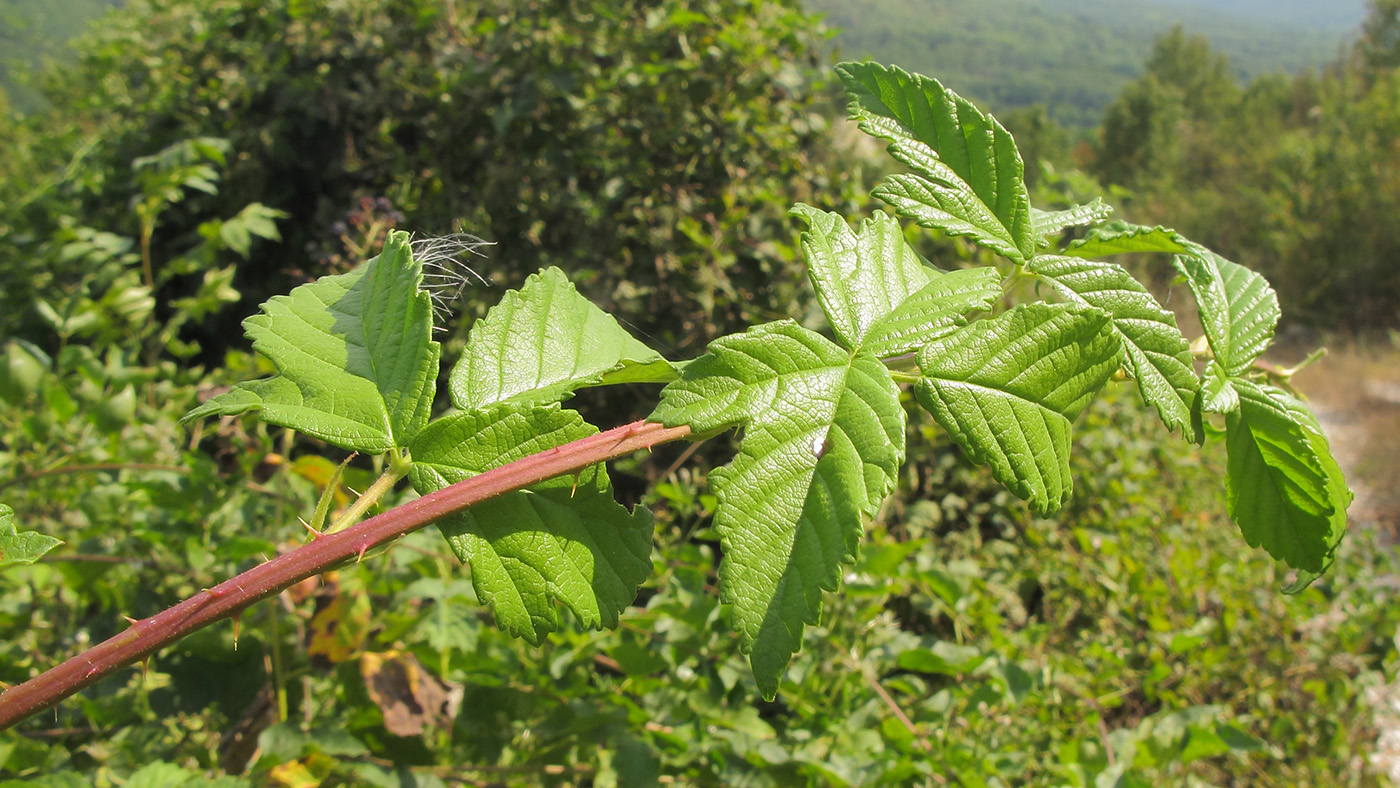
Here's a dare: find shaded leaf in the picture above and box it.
[915,303,1121,513]
[650,320,904,698]
[1225,380,1342,573]
[408,404,653,643]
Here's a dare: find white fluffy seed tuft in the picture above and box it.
[412,233,494,325]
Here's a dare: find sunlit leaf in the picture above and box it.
[450,267,674,411]
[183,231,438,453]
[1030,255,1198,438]
[838,61,1034,261]
[0,505,62,570]
[915,303,1121,513]
[650,320,904,698]
[1031,198,1115,240]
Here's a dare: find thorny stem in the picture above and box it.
[0,419,692,729]
[322,451,411,536]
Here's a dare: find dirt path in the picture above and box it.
[1292,346,1400,782]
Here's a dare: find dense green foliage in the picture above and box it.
[807,0,1351,127]
[0,0,846,359]
[0,0,119,112]
[0,1,1395,786]
[1091,12,1400,331]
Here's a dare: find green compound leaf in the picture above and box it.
[790,204,936,349]
[1029,255,1198,439]
[837,61,1034,261]
[183,231,439,453]
[915,303,1121,513]
[649,320,905,699]
[863,268,1003,359]
[1174,252,1280,378]
[1225,380,1347,573]
[0,505,62,570]
[450,266,674,411]
[1030,198,1115,241]
[1061,222,1196,259]
[408,403,653,644]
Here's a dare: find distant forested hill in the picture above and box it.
[0,0,121,111]
[806,0,1363,127]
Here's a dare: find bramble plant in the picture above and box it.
[0,62,1350,725]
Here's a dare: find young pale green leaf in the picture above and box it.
[837,61,1034,260]
[1199,360,1239,415]
[182,232,439,453]
[0,505,62,570]
[649,320,905,699]
[450,267,674,411]
[1225,380,1344,573]
[1030,199,1115,241]
[863,267,1003,359]
[915,303,1121,513]
[1029,255,1198,438]
[1061,222,1196,259]
[1174,252,1280,378]
[790,204,936,349]
[408,403,653,644]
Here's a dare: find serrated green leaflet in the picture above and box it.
[1061,222,1196,259]
[649,320,904,698]
[1199,360,1239,415]
[1029,255,1198,438]
[1217,256,1280,377]
[790,205,935,349]
[863,268,1002,359]
[1277,390,1350,582]
[1174,252,1279,378]
[408,403,653,644]
[915,303,1121,513]
[0,505,62,570]
[837,61,1034,261]
[1225,380,1342,573]
[182,232,439,453]
[450,266,675,411]
[874,168,1026,262]
[1030,199,1115,241]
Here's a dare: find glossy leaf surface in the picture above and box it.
[450,266,674,411]
[838,61,1034,261]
